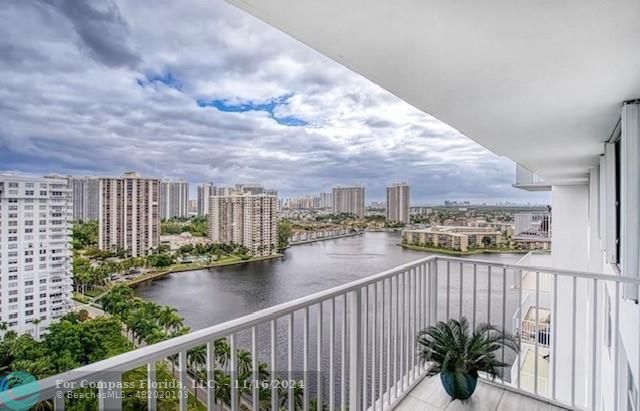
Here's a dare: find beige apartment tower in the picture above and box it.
[98,172,160,257]
[208,194,277,257]
[332,186,365,217]
[386,183,410,224]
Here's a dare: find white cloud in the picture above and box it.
[0,0,550,204]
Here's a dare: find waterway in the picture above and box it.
[136,232,524,403]
[136,232,521,330]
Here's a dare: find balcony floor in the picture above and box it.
[396,376,568,411]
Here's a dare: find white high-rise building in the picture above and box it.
[160,180,189,220]
[197,183,216,216]
[0,174,73,338]
[208,194,277,257]
[70,176,100,222]
[99,172,160,257]
[320,192,333,209]
[332,186,365,217]
[386,183,410,224]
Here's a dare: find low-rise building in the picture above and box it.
[290,227,353,243]
[402,226,502,252]
[160,232,212,252]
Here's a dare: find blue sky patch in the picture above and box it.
[197,94,308,127]
[137,71,183,91]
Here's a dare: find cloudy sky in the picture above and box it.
[0,0,549,205]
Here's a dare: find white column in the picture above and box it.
[551,184,590,407]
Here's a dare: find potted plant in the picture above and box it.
[417,317,518,401]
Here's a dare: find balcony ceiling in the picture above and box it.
[226,0,640,185]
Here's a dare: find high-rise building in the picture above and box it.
[197,183,216,216]
[70,176,100,222]
[386,183,410,224]
[320,192,333,209]
[332,186,365,217]
[235,183,264,195]
[216,187,235,196]
[160,180,189,220]
[0,174,73,337]
[98,172,160,257]
[208,194,277,257]
[188,200,198,216]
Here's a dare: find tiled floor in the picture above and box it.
[395,376,569,411]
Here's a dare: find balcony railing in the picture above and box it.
[513,164,552,191]
[514,212,552,240]
[16,256,640,411]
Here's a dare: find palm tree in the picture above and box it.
[11,358,49,379]
[32,400,53,411]
[213,370,231,406]
[214,338,230,369]
[127,309,154,346]
[145,329,167,345]
[158,306,181,334]
[188,345,207,381]
[257,361,270,381]
[278,384,304,410]
[236,349,252,376]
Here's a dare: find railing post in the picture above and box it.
[348,288,362,410]
[178,351,188,411]
[147,361,157,411]
[54,394,65,411]
[98,373,122,410]
[428,259,438,325]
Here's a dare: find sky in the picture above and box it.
[0,0,550,205]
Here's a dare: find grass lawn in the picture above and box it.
[127,254,282,286]
[72,292,90,304]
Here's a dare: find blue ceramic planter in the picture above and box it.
[440,372,478,400]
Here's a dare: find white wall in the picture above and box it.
[552,185,590,271]
[583,161,640,411]
[552,184,591,407]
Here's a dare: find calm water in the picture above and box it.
[136,232,523,404]
[136,232,521,330]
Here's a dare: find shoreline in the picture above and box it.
[288,231,364,246]
[399,243,530,256]
[127,253,283,287]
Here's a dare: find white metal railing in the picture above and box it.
[515,164,548,186]
[12,256,640,411]
[518,319,551,348]
[514,212,552,239]
[517,250,552,268]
